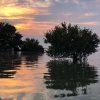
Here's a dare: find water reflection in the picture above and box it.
[0,52,20,78]
[21,52,42,68]
[0,52,43,78]
[44,60,98,98]
[0,52,45,99]
[0,52,99,99]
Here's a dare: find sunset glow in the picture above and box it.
[0,6,38,17]
[0,0,100,37]
[1,6,24,16]
[0,1,100,100]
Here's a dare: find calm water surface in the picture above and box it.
[0,51,100,100]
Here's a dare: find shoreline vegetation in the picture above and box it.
[44,22,100,63]
[0,22,100,63]
[0,22,44,53]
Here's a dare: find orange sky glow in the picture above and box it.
[0,0,100,38]
[0,5,53,31]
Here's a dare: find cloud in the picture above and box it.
[61,12,72,16]
[0,16,34,20]
[0,6,38,17]
[78,21,99,26]
[0,4,50,21]
[0,0,52,7]
[15,19,58,36]
[0,2,51,33]
[0,0,100,37]
[84,13,99,17]
[15,20,57,31]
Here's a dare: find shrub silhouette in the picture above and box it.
[0,22,22,50]
[44,22,100,62]
[22,38,44,52]
[0,22,44,53]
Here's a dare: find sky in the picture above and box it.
[0,0,100,44]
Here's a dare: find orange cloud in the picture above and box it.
[15,19,58,36]
[15,20,57,31]
[0,16,34,20]
[0,3,52,36]
[0,4,50,21]
[1,0,51,7]
[0,5,39,17]
[15,23,32,30]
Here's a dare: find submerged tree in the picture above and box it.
[22,38,44,52]
[0,22,22,50]
[44,22,100,62]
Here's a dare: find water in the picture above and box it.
[0,51,99,100]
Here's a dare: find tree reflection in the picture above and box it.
[44,60,98,97]
[0,52,43,78]
[0,52,21,78]
[21,52,43,68]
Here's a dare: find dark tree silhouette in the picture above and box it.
[0,22,22,50]
[22,38,44,52]
[44,60,98,97]
[44,22,100,62]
